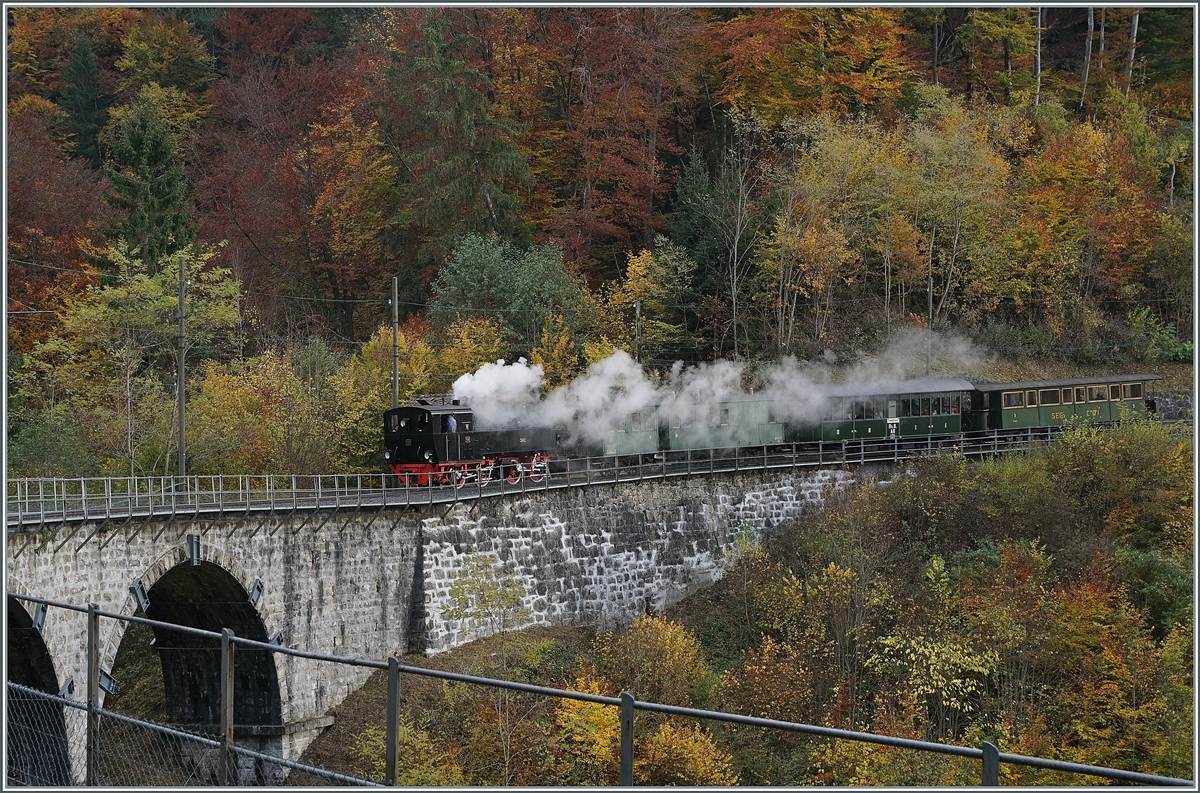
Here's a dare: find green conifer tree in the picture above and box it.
[100,92,194,272]
[59,33,108,169]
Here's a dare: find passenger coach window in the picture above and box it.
[1087,386,1107,402]
[631,413,641,431]
[1026,391,1038,406]
[1075,387,1086,403]
[1062,389,1073,404]
[1003,392,1023,408]
[1123,383,1142,399]
[1110,385,1121,400]
[671,415,681,429]
[900,398,910,417]
[951,396,960,414]
[720,408,729,426]
[922,397,931,416]
[888,400,897,419]
[1040,390,1060,405]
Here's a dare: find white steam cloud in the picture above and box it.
[452,330,985,445]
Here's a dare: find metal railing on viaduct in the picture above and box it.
[7,594,1192,788]
[8,428,1069,531]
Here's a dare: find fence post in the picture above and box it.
[981,740,999,786]
[619,691,635,786]
[386,657,401,785]
[86,603,99,785]
[220,628,236,786]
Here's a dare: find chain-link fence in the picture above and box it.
[7,682,81,786]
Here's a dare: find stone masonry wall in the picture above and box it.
[418,466,862,654]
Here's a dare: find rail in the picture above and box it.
[8,422,1189,530]
[8,594,1192,788]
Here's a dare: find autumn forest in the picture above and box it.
[6,7,1193,477]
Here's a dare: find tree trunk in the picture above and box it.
[1034,8,1043,106]
[1080,7,1094,109]
[882,211,893,337]
[926,222,936,375]
[1124,10,1139,98]
[1098,8,1106,71]
[936,208,963,321]
[932,21,939,84]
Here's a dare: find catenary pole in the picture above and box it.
[178,253,187,478]
[392,276,400,409]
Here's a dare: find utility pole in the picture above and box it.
[177,253,187,479]
[392,276,400,409]
[634,301,642,364]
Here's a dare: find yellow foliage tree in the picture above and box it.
[348,720,465,785]
[328,325,435,470]
[551,671,622,785]
[597,615,710,708]
[431,316,508,392]
[529,311,579,390]
[635,722,739,786]
[188,351,337,475]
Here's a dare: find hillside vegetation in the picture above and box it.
[6,7,1193,479]
[290,419,1193,785]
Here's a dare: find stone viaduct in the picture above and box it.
[7,465,867,782]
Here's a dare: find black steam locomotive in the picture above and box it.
[382,374,1160,487]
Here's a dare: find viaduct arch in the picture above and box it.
[7,592,71,786]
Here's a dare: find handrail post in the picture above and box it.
[619,691,635,785]
[982,740,1000,785]
[86,603,99,786]
[220,628,236,786]
[386,657,401,785]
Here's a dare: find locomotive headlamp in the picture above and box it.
[384,451,391,460]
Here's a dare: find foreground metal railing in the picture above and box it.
[7,594,1192,787]
[7,429,1079,530]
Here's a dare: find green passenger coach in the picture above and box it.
[785,379,975,442]
[966,374,1161,430]
[661,398,786,450]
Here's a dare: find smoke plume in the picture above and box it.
[452,331,985,445]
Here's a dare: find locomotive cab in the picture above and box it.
[383,405,475,466]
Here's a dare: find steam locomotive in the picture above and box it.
[382,374,1160,487]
